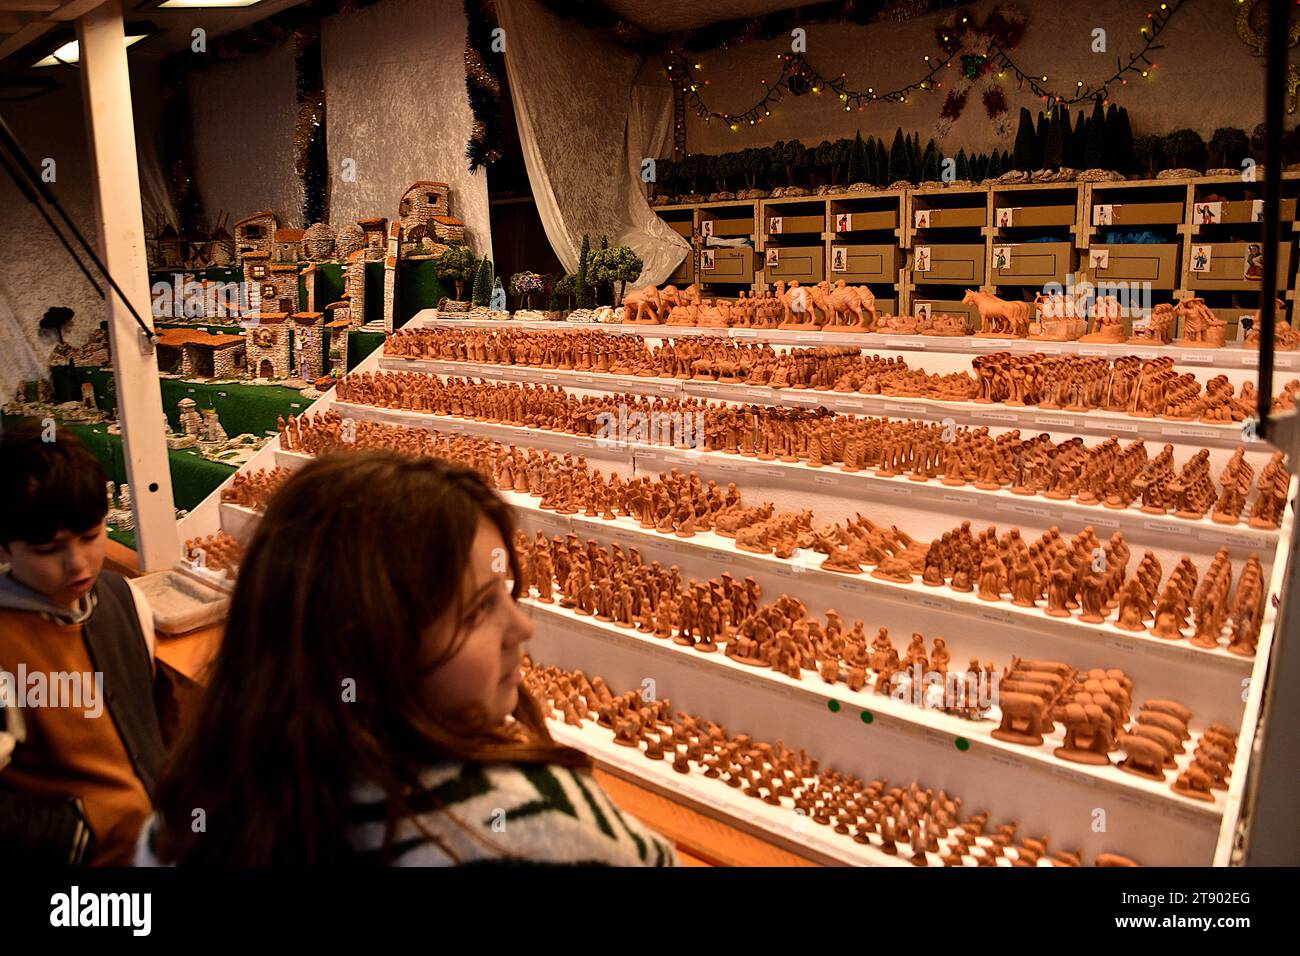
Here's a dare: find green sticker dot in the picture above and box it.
[827,700,841,713]
[860,711,874,724]
[955,737,970,751]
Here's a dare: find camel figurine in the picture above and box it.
[814,280,878,331]
[1176,296,1226,348]
[965,288,1030,338]
[775,280,818,329]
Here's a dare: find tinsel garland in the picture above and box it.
[464,0,505,172]
[294,26,329,225]
[982,84,1007,120]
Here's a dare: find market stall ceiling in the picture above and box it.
[601,0,808,34]
[0,0,306,67]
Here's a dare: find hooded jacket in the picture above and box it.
[0,569,163,864]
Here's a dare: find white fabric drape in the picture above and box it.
[188,43,304,229]
[496,0,687,285]
[322,0,491,256]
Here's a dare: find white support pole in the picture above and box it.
[77,0,179,570]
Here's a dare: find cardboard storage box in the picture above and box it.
[909,297,978,328]
[766,213,823,235]
[700,216,754,238]
[915,206,986,229]
[762,245,824,284]
[1186,241,1291,291]
[1091,200,1185,226]
[1201,304,1292,344]
[992,204,1075,228]
[700,247,755,283]
[872,298,898,315]
[1083,243,1180,290]
[832,209,898,232]
[910,243,985,285]
[830,244,899,284]
[1192,198,1297,226]
[991,241,1074,285]
[664,219,693,238]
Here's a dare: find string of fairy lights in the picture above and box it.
[669,0,1188,132]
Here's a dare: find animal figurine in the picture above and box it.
[965,288,1030,337]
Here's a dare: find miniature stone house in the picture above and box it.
[291,312,325,381]
[335,223,365,261]
[256,263,300,315]
[155,329,246,378]
[234,211,277,265]
[325,317,350,376]
[344,249,366,326]
[155,223,184,270]
[273,228,305,263]
[208,223,235,267]
[431,215,465,244]
[357,217,388,260]
[303,222,335,261]
[245,314,291,379]
[397,180,465,250]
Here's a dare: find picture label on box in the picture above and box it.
[765,248,779,267]
[700,219,714,238]
[768,216,782,235]
[1190,244,1212,272]
[995,207,1015,228]
[701,249,715,271]
[835,212,850,233]
[831,247,847,273]
[913,246,931,272]
[1092,204,1113,226]
[915,301,932,320]
[1089,249,1110,270]
[993,245,1012,270]
[1194,201,1221,226]
[1252,199,1265,223]
[914,210,931,229]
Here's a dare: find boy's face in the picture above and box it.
[0,521,107,610]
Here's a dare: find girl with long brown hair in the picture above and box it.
[136,451,676,866]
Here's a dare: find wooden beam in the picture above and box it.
[77,0,180,570]
[0,2,59,12]
[0,18,53,61]
[0,11,33,29]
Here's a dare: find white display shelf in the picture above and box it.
[328,396,1281,557]
[529,599,1226,825]
[378,353,1269,451]
[264,438,1264,687]
[410,310,1300,372]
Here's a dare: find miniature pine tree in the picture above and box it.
[955,148,970,181]
[471,255,492,307]
[907,132,922,183]
[862,135,877,185]
[847,130,866,184]
[575,234,591,308]
[1011,108,1037,171]
[1043,107,1066,170]
[1069,109,1087,168]
[1084,98,1107,170]
[920,140,939,182]
[987,149,1003,179]
[1108,105,1134,173]
[1034,111,1049,167]
[887,128,909,185]
[874,138,888,186]
[597,235,612,306]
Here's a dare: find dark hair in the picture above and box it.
[0,423,108,545]
[152,451,587,865]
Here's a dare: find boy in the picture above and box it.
[0,424,165,864]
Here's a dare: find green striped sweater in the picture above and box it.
[134,762,678,867]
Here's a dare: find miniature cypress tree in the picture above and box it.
[874,138,888,185]
[575,234,591,308]
[907,132,922,183]
[955,148,970,181]
[1034,111,1049,166]
[987,149,1003,179]
[1069,109,1087,168]
[862,135,877,185]
[846,130,866,184]
[887,128,909,185]
[471,255,492,307]
[597,235,612,306]
[1011,108,1037,171]
[1084,98,1107,169]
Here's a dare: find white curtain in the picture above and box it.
[322,0,491,256]
[495,0,687,284]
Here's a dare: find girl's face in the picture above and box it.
[418,519,533,728]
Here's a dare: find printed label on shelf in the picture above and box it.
[991,752,1027,769]
[979,609,1016,626]
[1054,764,1092,784]
[1038,346,1062,355]
[885,339,913,349]
[924,730,951,748]
[733,328,757,338]
[695,385,718,393]
[752,467,785,478]
[1109,422,1139,433]
[1038,417,1073,427]
[981,412,1017,423]
[1180,353,1212,364]
[943,494,973,505]
[919,597,946,610]
[788,393,819,403]
[1089,516,1120,529]
[1078,348,1107,357]
[1107,637,1141,654]
[1214,533,1264,548]
[796,333,822,342]
[575,376,595,384]
[1146,520,1190,535]
[576,440,593,449]
[1241,352,1260,366]
[813,475,839,485]
[888,486,914,496]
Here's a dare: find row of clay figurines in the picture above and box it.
[331,372,1290,530]
[530,660,1141,865]
[281,404,1289,531]
[268,408,1267,656]
[616,281,1298,349]
[387,328,1289,421]
[517,532,1234,804]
